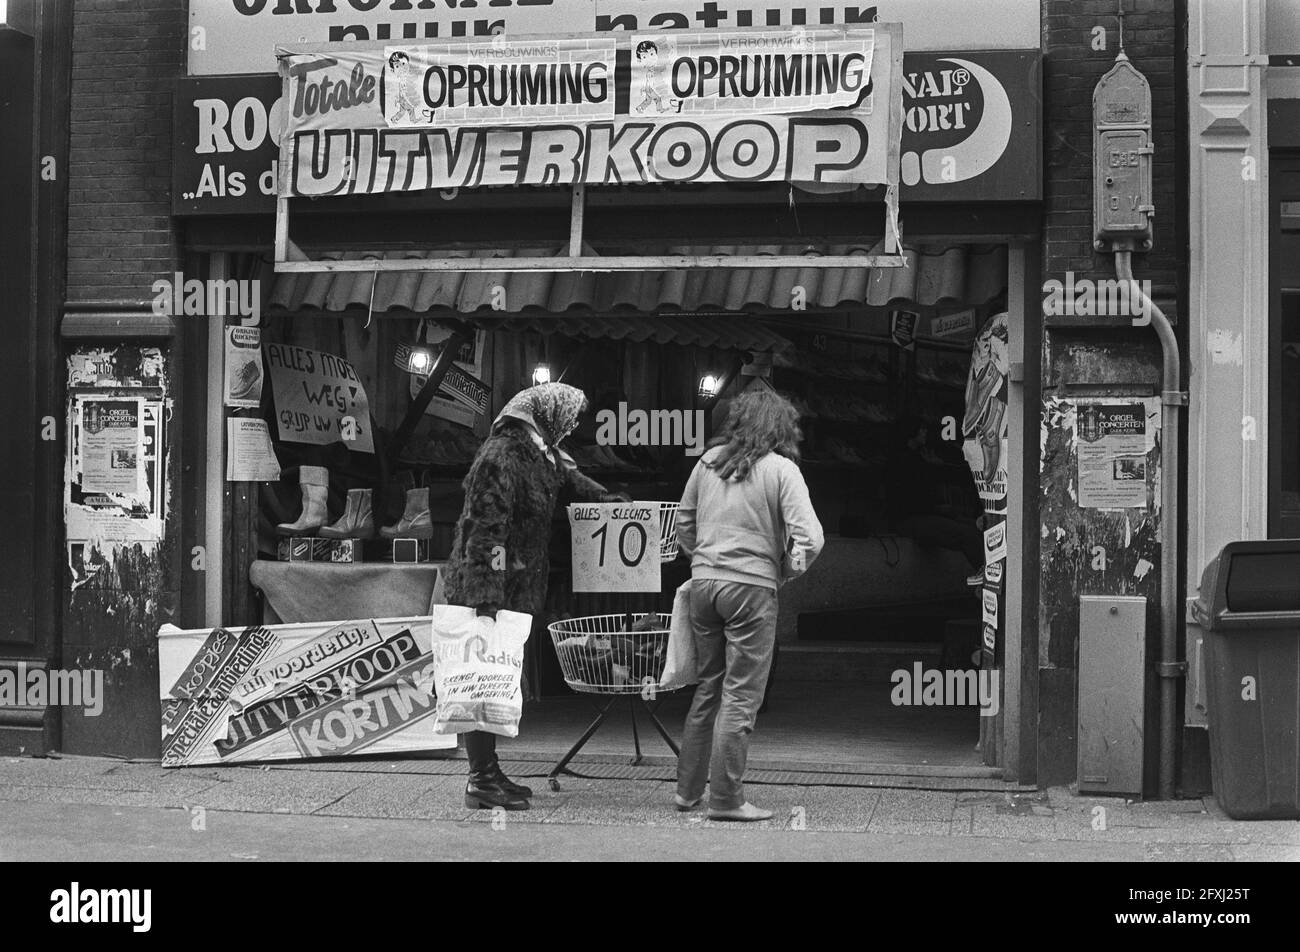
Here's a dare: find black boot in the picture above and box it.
[464,731,528,810]
[486,763,533,799]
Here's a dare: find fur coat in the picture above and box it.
[442,424,608,615]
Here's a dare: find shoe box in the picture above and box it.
[276,537,361,563]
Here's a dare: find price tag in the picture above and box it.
[568,502,661,593]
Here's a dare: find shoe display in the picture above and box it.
[276,465,330,537]
[380,487,433,539]
[319,488,375,539]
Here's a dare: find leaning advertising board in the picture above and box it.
[187,0,1041,76]
[157,616,457,766]
[275,26,901,195]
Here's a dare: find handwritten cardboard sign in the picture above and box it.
[265,343,374,453]
[568,502,661,593]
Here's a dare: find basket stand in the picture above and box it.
[548,691,681,790]
[546,503,684,791]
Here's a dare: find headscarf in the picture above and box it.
[492,383,588,459]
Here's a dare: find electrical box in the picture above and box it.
[1093,55,1154,250]
[1078,594,1147,796]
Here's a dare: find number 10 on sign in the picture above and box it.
[568,503,661,593]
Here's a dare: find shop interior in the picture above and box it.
[220,236,1011,773]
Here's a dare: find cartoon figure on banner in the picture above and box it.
[962,311,1009,485]
[633,40,682,115]
[388,51,432,125]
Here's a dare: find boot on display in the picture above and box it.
[276,465,330,537]
[380,487,433,539]
[320,488,375,540]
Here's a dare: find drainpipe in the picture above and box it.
[1114,249,1186,800]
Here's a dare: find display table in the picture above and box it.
[249,560,446,625]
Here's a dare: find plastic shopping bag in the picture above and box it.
[658,581,698,691]
[430,605,532,737]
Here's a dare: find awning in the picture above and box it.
[441,312,795,354]
[267,242,1007,316]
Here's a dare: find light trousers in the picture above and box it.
[676,578,778,810]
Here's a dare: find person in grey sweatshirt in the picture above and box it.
[673,386,824,821]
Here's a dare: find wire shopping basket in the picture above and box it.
[549,613,670,695]
[545,612,681,789]
[658,502,681,562]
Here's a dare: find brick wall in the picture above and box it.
[1042,0,1180,301]
[1036,0,1183,789]
[66,0,186,303]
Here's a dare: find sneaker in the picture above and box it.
[707,802,774,822]
[673,794,702,812]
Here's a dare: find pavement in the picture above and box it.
[0,754,1297,861]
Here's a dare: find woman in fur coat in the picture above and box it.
[441,383,625,810]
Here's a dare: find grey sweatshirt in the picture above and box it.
[675,447,825,592]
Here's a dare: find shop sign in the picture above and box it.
[900,49,1039,200]
[187,0,1040,76]
[173,74,283,214]
[568,502,661,592]
[174,46,1038,213]
[275,27,900,195]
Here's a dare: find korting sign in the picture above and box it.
[188,0,1040,76]
[276,27,899,194]
[157,616,455,766]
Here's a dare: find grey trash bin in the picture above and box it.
[1190,540,1300,820]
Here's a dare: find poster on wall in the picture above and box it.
[157,616,456,767]
[275,26,901,196]
[1076,403,1152,509]
[264,342,375,453]
[961,311,1009,510]
[79,399,145,496]
[226,418,282,482]
[224,326,264,408]
[962,310,1009,664]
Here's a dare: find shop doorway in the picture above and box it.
[501,242,1025,776]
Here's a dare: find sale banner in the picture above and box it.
[276,26,901,196]
[264,342,375,453]
[568,502,662,593]
[157,616,455,766]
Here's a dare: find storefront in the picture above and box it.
[51,0,1045,778]
[139,0,1045,775]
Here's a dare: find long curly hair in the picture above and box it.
[704,387,802,481]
